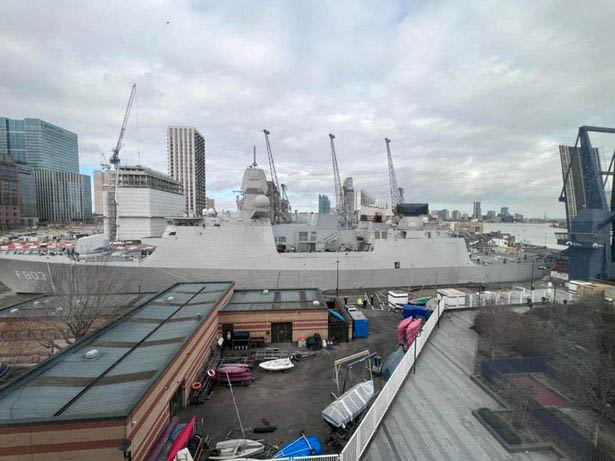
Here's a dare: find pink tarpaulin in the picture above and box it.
[166,415,196,461]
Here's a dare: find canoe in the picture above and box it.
[214,369,254,385]
[397,317,414,343]
[166,415,196,461]
[209,439,265,460]
[259,358,294,372]
[274,435,323,458]
[322,380,375,429]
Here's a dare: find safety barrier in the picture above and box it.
[339,294,443,460]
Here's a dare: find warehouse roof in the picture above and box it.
[0,282,233,424]
[223,288,325,312]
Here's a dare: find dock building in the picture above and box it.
[102,165,185,240]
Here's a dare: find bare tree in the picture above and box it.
[474,306,522,359]
[35,261,130,351]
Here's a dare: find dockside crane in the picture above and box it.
[329,133,347,226]
[263,129,291,222]
[107,83,137,241]
[385,138,405,211]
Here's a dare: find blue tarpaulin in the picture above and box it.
[328,309,346,322]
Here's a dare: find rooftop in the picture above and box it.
[0,282,233,424]
[223,288,325,312]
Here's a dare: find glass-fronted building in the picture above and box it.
[0,117,90,223]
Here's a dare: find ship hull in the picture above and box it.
[0,255,542,294]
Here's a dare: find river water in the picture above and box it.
[481,222,565,250]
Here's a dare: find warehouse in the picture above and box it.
[218,288,328,345]
[0,281,233,461]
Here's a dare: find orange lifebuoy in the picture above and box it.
[191,381,202,390]
[206,368,216,378]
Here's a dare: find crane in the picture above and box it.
[106,83,136,241]
[329,133,346,225]
[385,138,405,211]
[110,83,136,169]
[263,129,291,222]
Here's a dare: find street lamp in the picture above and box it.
[336,260,340,298]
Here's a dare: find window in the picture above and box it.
[311,231,317,241]
[394,261,400,269]
[374,231,380,239]
[298,231,308,241]
[278,236,286,243]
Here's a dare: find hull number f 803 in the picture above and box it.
[14,270,47,280]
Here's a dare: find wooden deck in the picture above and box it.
[362,311,558,461]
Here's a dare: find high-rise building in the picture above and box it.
[205,197,215,209]
[0,117,90,223]
[451,210,460,221]
[34,170,91,223]
[500,206,509,217]
[487,210,496,219]
[318,194,331,214]
[473,201,481,219]
[167,126,205,216]
[0,154,20,230]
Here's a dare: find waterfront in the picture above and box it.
[482,222,565,250]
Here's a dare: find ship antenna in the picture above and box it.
[252,145,257,167]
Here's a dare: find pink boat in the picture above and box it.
[397,317,414,343]
[405,319,423,348]
[215,367,254,385]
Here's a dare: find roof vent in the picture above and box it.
[263,289,269,295]
[313,300,320,307]
[84,349,101,361]
[9,308,18,314]
[167,296,175,302]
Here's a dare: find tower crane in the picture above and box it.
[106,83,137,241]
[263,129,290,222]
[385,138,405,212]
[329,133,346,226]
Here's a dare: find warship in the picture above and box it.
[0,164,546,294]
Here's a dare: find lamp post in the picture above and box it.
[336,260,340,298]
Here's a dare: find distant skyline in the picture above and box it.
[3,1,615,218]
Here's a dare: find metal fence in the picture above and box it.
[444,287,576,311]
[481,358,615,461]
[339,294,443,461]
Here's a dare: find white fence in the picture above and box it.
[444,287,576,311]
[339,295,443,461]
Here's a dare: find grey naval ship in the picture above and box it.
[0,164,546,294]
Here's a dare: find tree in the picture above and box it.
[474,306,522,359]
[35,261,130,352]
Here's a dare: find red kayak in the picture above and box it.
[166,415,196,461]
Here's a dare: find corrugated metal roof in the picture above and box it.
[0,282,233,423]
[223,288,325,312]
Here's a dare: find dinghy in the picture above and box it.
[208,439,265,460]
[259,358,294,372]
[274,434,323,458]
[322,380,375,429]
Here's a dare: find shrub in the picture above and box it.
[477,408,522,445]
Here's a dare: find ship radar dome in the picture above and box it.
[254,194,270,209]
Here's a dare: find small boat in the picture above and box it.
[274,434,323,458]
[259,358,294,372]
[397,317,414,343]
[208,439,265,460]
[322,380,375,429]
[214,369,254,385]
[166,415,196,461]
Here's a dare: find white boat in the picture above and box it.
[322,380,375,429]
[259,358,294,372]
[209,439,265,460]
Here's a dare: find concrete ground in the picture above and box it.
[180,307,402,455]
[362,310,560,461]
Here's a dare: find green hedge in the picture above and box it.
[478,408,522,445]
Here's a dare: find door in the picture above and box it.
[169,385,184,418]
[271,322,293,343]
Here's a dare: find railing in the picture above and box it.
[264,456,341,461]
[444,287,576,310]
[339,293,443,461]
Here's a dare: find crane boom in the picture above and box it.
[263,129,280,193]
[329,133,345,222]
[109,83,136,169]
[263,129,291,222]
[385,138,404,210]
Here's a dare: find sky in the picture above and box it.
[2,1,615,218]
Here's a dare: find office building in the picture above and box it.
[0,154,20,230]
[93,170,105,214]
[205,197,215,209]
[473,201,481,219]
[34,170,91,223]
[0,117,91,223]
[500,207,510,217]
[487,210,496,219]
[16,165,38,227]
[319,194,331,214]
[167,126,205,216]
[451,210,460,221]
[103,165,185,240]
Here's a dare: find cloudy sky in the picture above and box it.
[3,0,615,217]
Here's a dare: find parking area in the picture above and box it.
[180,306,402,455]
